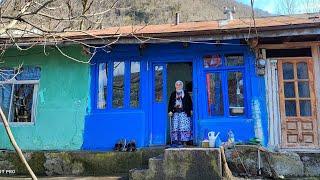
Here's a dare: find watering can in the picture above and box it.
[208,131,220,147]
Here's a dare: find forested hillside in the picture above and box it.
[2,0,269,31]
[109,0,269,26]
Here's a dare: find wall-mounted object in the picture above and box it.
[256,58,266,76]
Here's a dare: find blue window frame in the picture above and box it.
[204,54,247,117]
[96,59,141,110]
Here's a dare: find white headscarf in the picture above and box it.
[175,80,184,108]
[175,80,184,92]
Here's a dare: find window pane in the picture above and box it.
[297,62,308,79]
[282,63,294,80]
[285,100,297,116]
[12,84,34,122]
[298,82,310,98]
[0,68,15,81]
[206,73,224,116]
[16,66,41,80]
[0,84,13,121]
[228,72,245,116]
[300,100,312,116]
[112,62,125,108]
[97,63,107,109]
[130,62,140,108]
[155,66,163,102]
[226,54,244,66]
[203,55,222,68]
[284,82,295,98]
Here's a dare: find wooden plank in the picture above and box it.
[258,42,320,50]
[307,59,317,146]
[266,58,274,147]
[272,59,281,147]
[278,60,287,148]
[311,45,320,146]
[266,56,281,148]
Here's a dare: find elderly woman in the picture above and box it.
[168,80,193,146]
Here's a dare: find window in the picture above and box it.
[206,73,223,115]
[154,65,164,102]
[228,72,244,116]
[130,62,140,107]
[96,60,141,110]
[205,54,246,117]
[97,63,107,109]
[0,66,41,123]
[204,55,222,68]
[281,61,313,117]
[112,61,125,108]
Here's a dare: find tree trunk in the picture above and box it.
[0,107,37,180]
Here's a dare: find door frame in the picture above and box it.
[277,57,319,148]
[148,59,197,146]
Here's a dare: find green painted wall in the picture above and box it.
[0,45,90,150]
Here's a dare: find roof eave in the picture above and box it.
[0,22,319,46]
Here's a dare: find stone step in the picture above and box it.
[148,155,165,179]
[130,148,223,180]
[129,168,148,180]
[163,148,222,180]
[148,155,164,172]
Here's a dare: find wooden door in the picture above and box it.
[278,58,318,148]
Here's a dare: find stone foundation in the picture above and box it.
[0,148,164,177]
[1,146,320,179]
[224,145,320,178]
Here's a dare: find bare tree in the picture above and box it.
[302,0,320,13]
[277,0,320,15]
[0,1,121,179]
[277,0,298,15]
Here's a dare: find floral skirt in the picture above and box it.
[171,112,192,142]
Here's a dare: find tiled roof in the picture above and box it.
[62,13,320,39]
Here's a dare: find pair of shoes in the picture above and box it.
[126,140,137,152]
[114,139,137,152]
[114,140,124,151]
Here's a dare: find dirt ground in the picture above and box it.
[0,176,125,180]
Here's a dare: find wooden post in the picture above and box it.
[0,107,37,180]
[311,45,320,147]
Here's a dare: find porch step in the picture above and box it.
[129,148,222,180]
[148,155,165,179]
[129,168,149,180]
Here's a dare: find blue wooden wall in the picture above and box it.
[82,41,268,150]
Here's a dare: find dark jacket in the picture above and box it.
[168,90,193,117]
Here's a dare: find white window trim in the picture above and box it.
[0,79,39,125]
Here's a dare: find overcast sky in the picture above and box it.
[237,0,320,14]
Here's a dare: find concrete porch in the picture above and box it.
[1,146,320,179]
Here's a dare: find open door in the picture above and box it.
[151,64,167,145]
[278,58,319,148]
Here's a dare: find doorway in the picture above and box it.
[277,58,319,148]
[150,62,193,146]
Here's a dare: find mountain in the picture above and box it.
[101,0,270,27]
[1,0,270,32]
